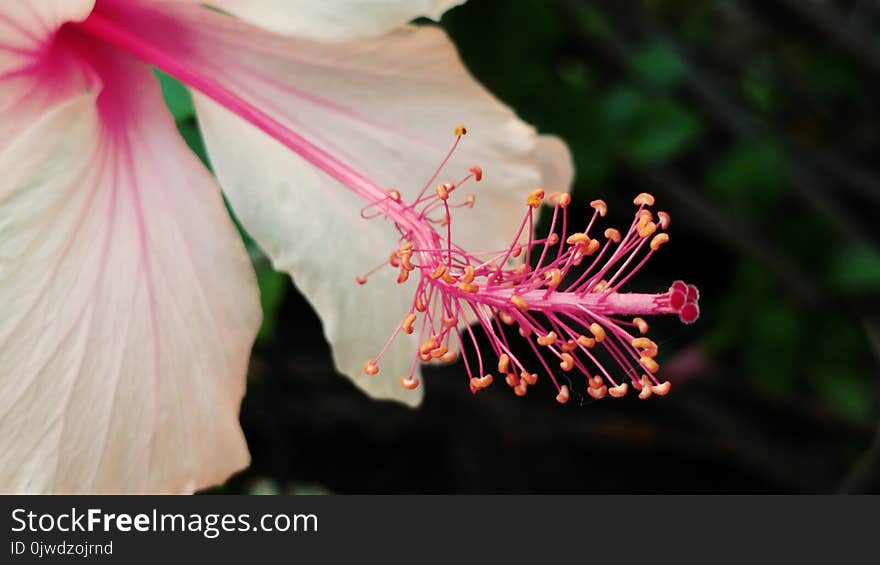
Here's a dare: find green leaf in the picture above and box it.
[745,302,801,394]
[600,89,701,163]
[255,268,289,341]
[806,52,859,101]
[742,74,776,114]
[706,141,784,209]
[154,69,194,122]
[830,246,880,290]
[626,100,700,164]
[810,367,873,420]
[556,58,594,92]
[175,118,211,171]
[629,42,686,88]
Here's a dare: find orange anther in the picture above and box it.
[638,209,653,223]
[560,340,578,353]
[608,383,629,398]
[389,251,401,268]
[590,199,608,217]
[638,221,657,239]
[631,337,655,350]
[511,245,523,258]
[638,375,653,399]
[566,232,589,245]
[419,339,438,355]
[514,382,528,397]
[604,228,622,243]
[657,211,671,229]
[498,354,510,374]
[415,295,426,312]
[633,317,649,335]
[576,335,596,348]
[633,192,655,206]
[430,346,448,359]
[401,313,417,334]
[363,360,379,376]
[651,381,671,396]
[510,296,529,312]
[498,311,516,326]
[519,326,532,337]
[469,165,483,182]
[386,189,401,202]
[400,375,420,390]
[442,272,457,285]
[355,276,367,285]
[590,375,604,389]
[505,373,520,388]
[558,193,572,208]
[592,279,608,293]
[460,265,475,284]
[585,238,601,256]
[455,124,467,136]
[547,233,560,246]
[470,374,493,390]
[458,282,479,293]
[397,268,410,284]
[559,353,575,372]
[440,351,459,364]
[556,385,570,404]
[650,233,669,251]
[521,371,538,386]
[640,356,660,374]
[430,264,448,280]
[400,241,414,252]
[588,385,607,399]
[442,316,457,329]
[537,331,558,346]
[545,268,563,288]
[526,188,545,208]
[589,323,606,342]
[436,183,450,201]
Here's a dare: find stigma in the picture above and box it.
[357,127,699,404]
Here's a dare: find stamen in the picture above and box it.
[355,155,700,399]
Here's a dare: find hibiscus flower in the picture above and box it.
[0,0,572,492]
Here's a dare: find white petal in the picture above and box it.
[197,95,426,406]
[206,0,465,40]
[123,3,573,404]
[0,74,261,492]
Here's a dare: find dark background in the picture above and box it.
[178,0,879,494]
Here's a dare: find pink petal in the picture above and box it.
[108,3,572,404]
[0,61,261,492]
[0,1,96,152]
